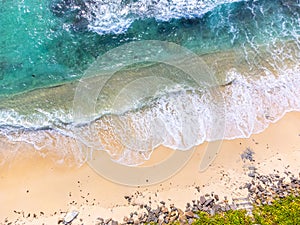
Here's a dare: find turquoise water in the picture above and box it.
[1,0,299,96]
[0,0,300,165]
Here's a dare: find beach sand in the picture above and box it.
[0,111,299,224]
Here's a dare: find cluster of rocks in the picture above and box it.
[95,194,238,225]
[241,148,255,162]
[183,194,237,217]
[93,171,300,225]
[244,168,300,206]
[59,161,300,225]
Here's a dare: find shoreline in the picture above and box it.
[0,40,299,168]
[0,111,299,224]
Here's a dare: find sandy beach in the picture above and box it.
[0,111,299,224]
[1,1,300,224]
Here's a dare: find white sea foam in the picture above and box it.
[83,0,244,34]
[0,108,73,129]
[89,65,300,165]
[1,63,299,165]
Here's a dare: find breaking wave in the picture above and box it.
[82,0,244,34]
[1,60,299,165]
[1,0,300,166]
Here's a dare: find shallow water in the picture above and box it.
[0,0,300,165]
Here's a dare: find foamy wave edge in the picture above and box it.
[0,64,299,166]
[83,0,244,35]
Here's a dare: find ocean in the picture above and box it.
[0,0,299,166]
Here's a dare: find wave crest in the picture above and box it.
[1,63,299,165]
[83,0,244,34]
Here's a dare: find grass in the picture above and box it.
[193,210,252,225]
[252,195,300,225]
[191,194,300,225]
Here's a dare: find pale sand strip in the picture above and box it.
[0,111,299,224]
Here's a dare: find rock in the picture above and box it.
[171,207,178,212]
[279,193,285,198]
[225,205,231,211]
[248,172,255,178]
[204,199,214,207]
[179,214,187,224]
[199,196,206,205]
[185,211,194,219]
[209,208,215,216]
[147,212,157,223]
[257,184,264,192]
[105,218,112,224]
[178,208,184,216]
[202,206,209,212]
[241,148,255,161]
[213,204,221,212]
[169,210,179,223]
[170,210,178,218]
[97,217,104,223]
[95,218,104,225]
[160,201,166,205]
[161,206,169,214]
[245,183,252,189]
[230,204,237,210]
[169,216,177,223]
[145,205,151,212]
[214,194,219,201]
[188,218,194,224]
[137,213,143,220]
[154,206,160,216]
[63,210,79,224]
[249,187,256,193]
[194,214,200,219]
[158,214,165,224]
[248,166,257,170]
[255,199,261,205]
[124,196,132,203]
[111,220,118,225]
[140,214,147,223]
[260,177,269,184]
[127,218,134,224]
[192,207,199,213]
[164,216,169,224]
[58,218,64,224]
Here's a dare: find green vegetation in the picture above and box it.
[253,195,300,225]
[193,210,252,225]
[191,195,300,225]
[145,194,300,225]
